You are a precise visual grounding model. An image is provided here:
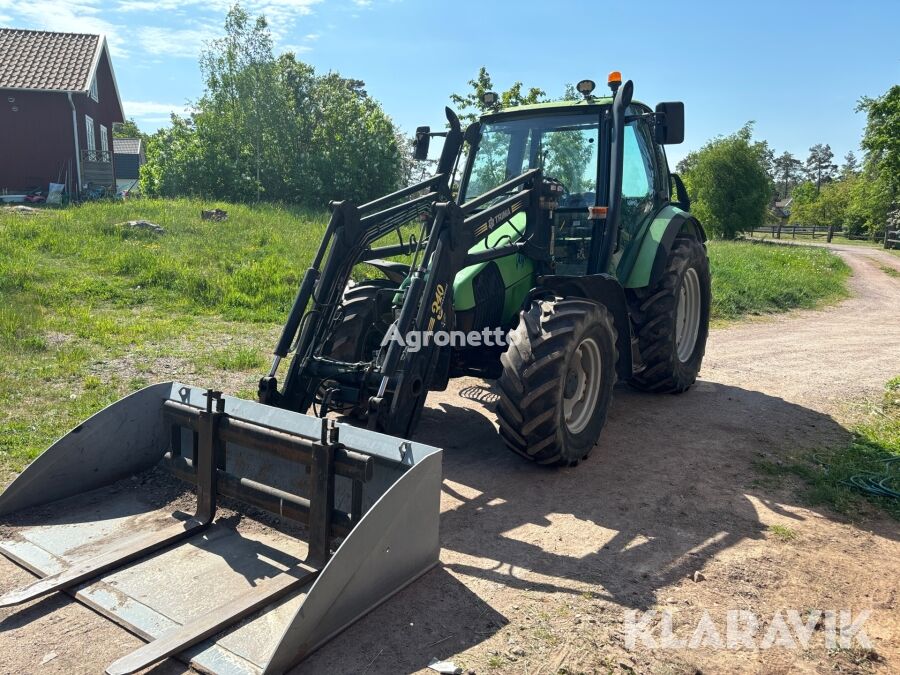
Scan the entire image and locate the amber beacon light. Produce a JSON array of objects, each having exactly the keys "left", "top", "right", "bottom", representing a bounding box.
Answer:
[{"left": 607, "top": 70, "right": 622, "bottom": 94}]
